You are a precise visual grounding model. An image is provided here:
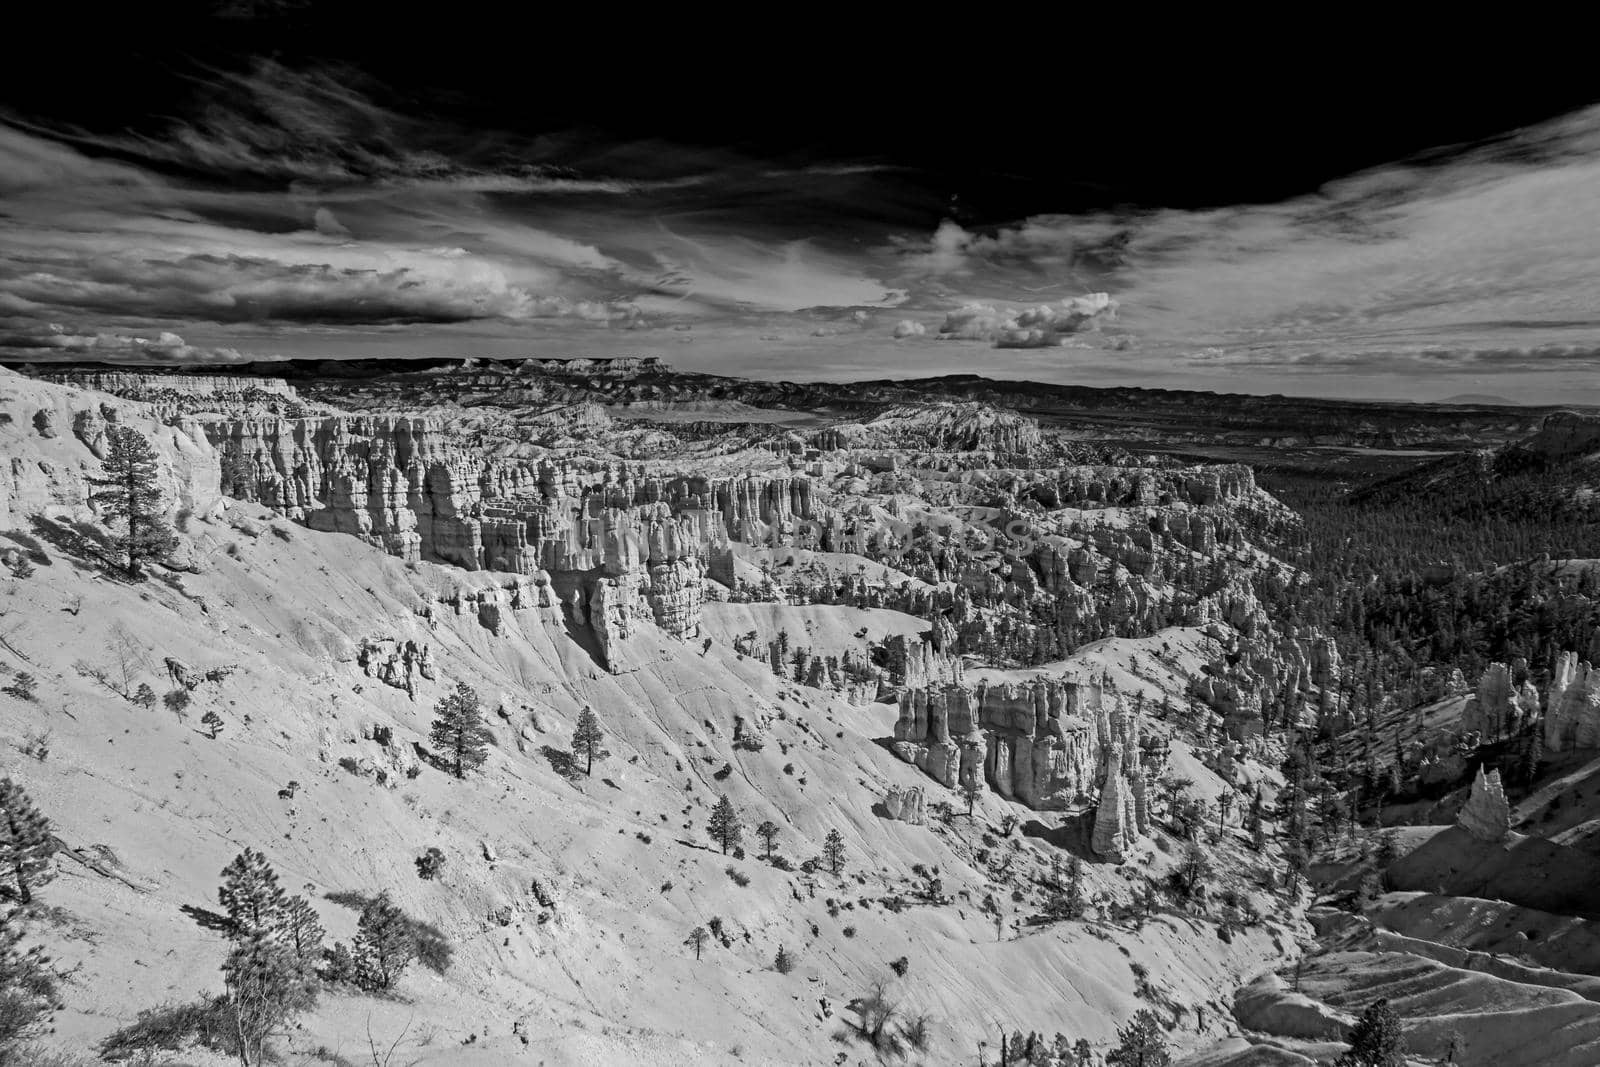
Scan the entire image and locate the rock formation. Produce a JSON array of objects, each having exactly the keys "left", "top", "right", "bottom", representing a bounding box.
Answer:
[
  {"left": 356, "top": 637, "right": 436, "bottom": 699},
  {"left": 882, "top": 785, "right": 928, "bottom": 825},
  {"left": 1545, "top": 653, "right": 1600, "bottom": 752},
  {"left": 1092, "top": 742, "right": 1136, "bottom": 861},
  {"left": 1462, "top": 663, "right": 1529, "bottom": 741},
  {"left": 893, "top": 675, "right": 1154, "bottom": 821},
  {"left": 1457, "top": 764, "right": 1510, "bottom": 841}
]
